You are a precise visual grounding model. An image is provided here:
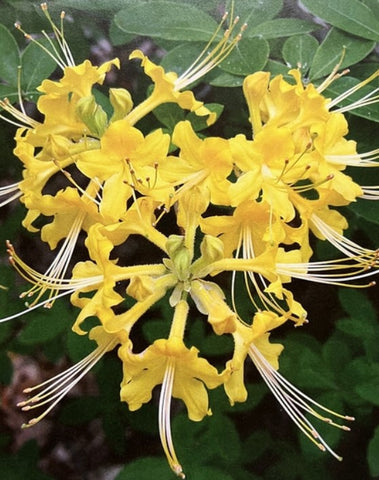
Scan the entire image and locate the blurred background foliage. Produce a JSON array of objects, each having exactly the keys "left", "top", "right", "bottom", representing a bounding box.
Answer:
[{"left": 0, "top": 0, "right": 378, "bottom": 479}]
